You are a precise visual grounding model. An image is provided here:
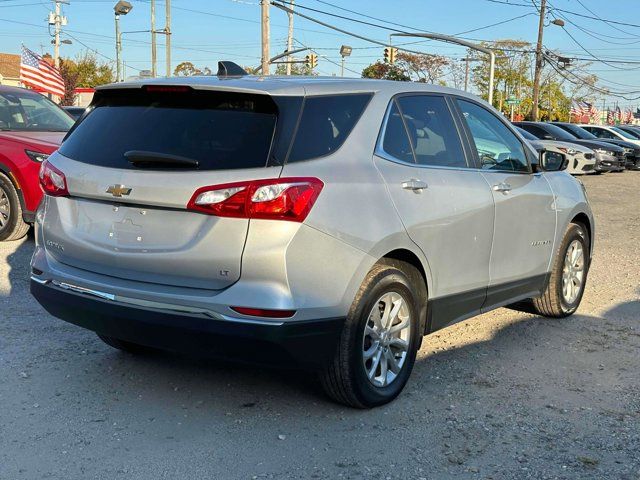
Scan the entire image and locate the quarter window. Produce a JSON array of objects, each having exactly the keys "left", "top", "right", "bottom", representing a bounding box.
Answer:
[{"left": 458, "top": 100, "right": 529, "bottom": 172}]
